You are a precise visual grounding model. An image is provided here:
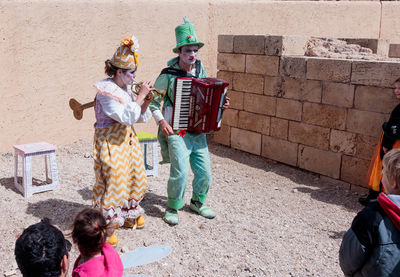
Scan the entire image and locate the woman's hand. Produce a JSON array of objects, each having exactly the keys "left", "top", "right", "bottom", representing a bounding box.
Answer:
[
  {"left": 160, "top": 119, "right": 174, "bottom": 136},
  {"left": 138, "top": 80, "right": 152, "bottom": 98},
  {"left": 135, "top": 80, "right": 152, "bottom": 105}
]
